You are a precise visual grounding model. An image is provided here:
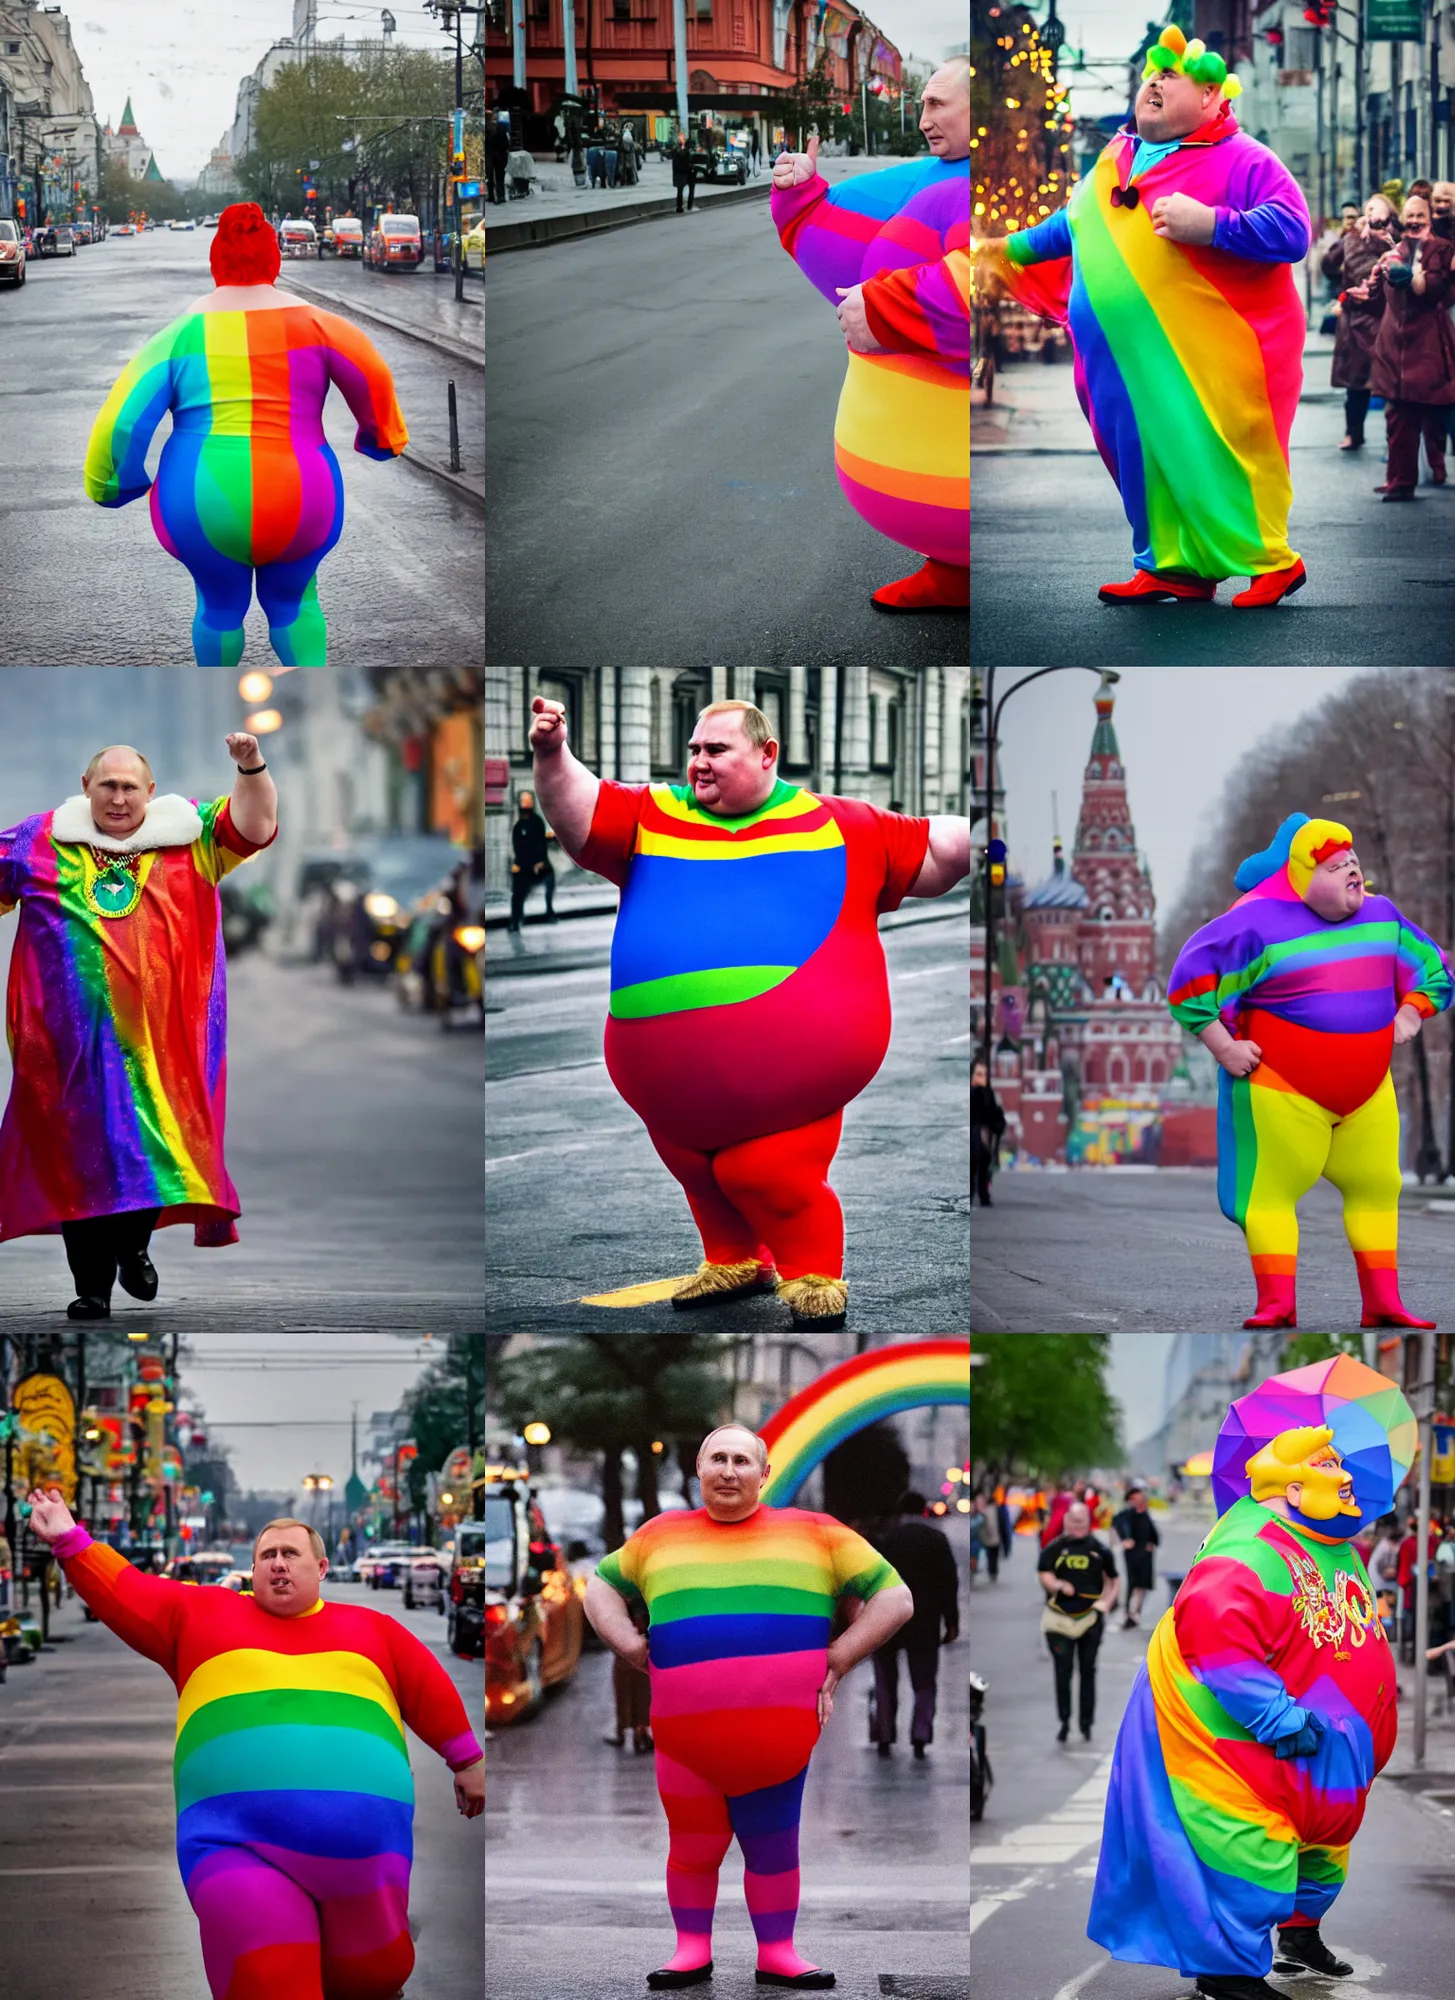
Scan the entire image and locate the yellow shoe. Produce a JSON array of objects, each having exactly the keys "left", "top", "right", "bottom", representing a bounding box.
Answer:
[
  {"left": 671, "top": 1259, "right": 776, "bottom": 1311},
  {"left": 776, "top": 1274, "right": 848, "bottom": 1329}
]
